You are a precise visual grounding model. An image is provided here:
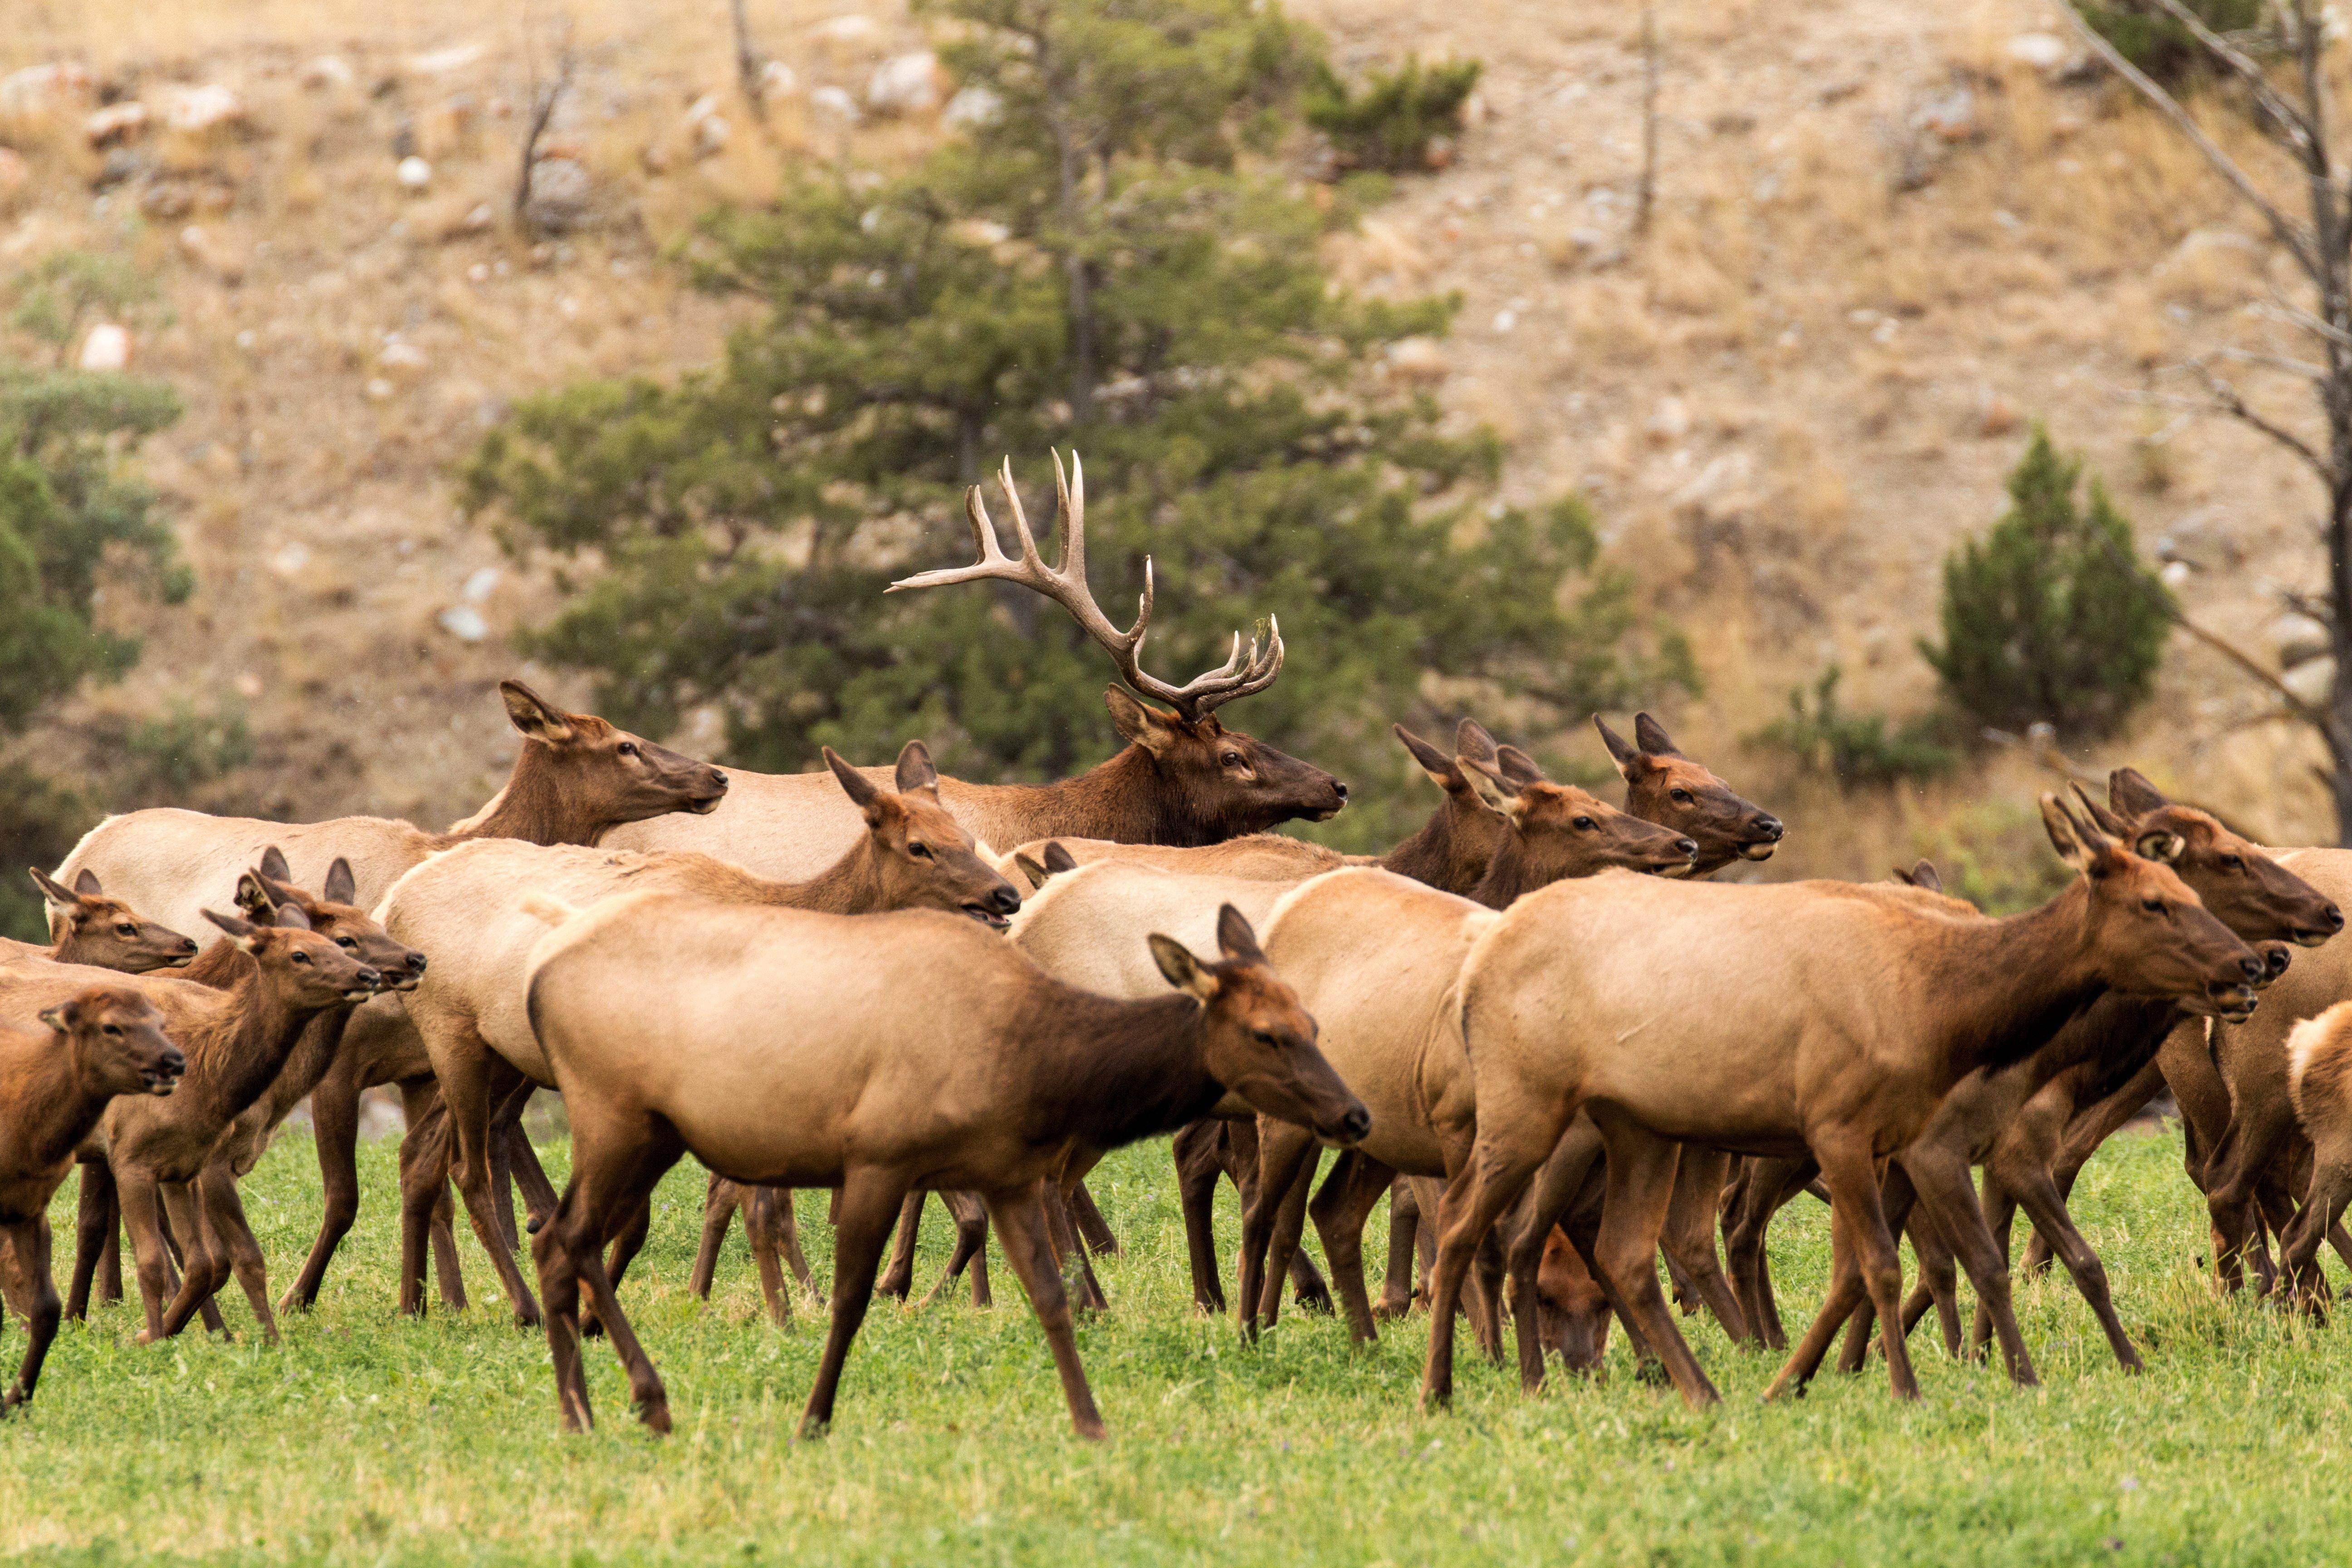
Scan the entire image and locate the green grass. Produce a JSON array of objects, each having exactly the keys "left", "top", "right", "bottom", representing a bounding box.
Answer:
[{"left": 5, "top": 1125, "right": 2352, "bottom": 1565}]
